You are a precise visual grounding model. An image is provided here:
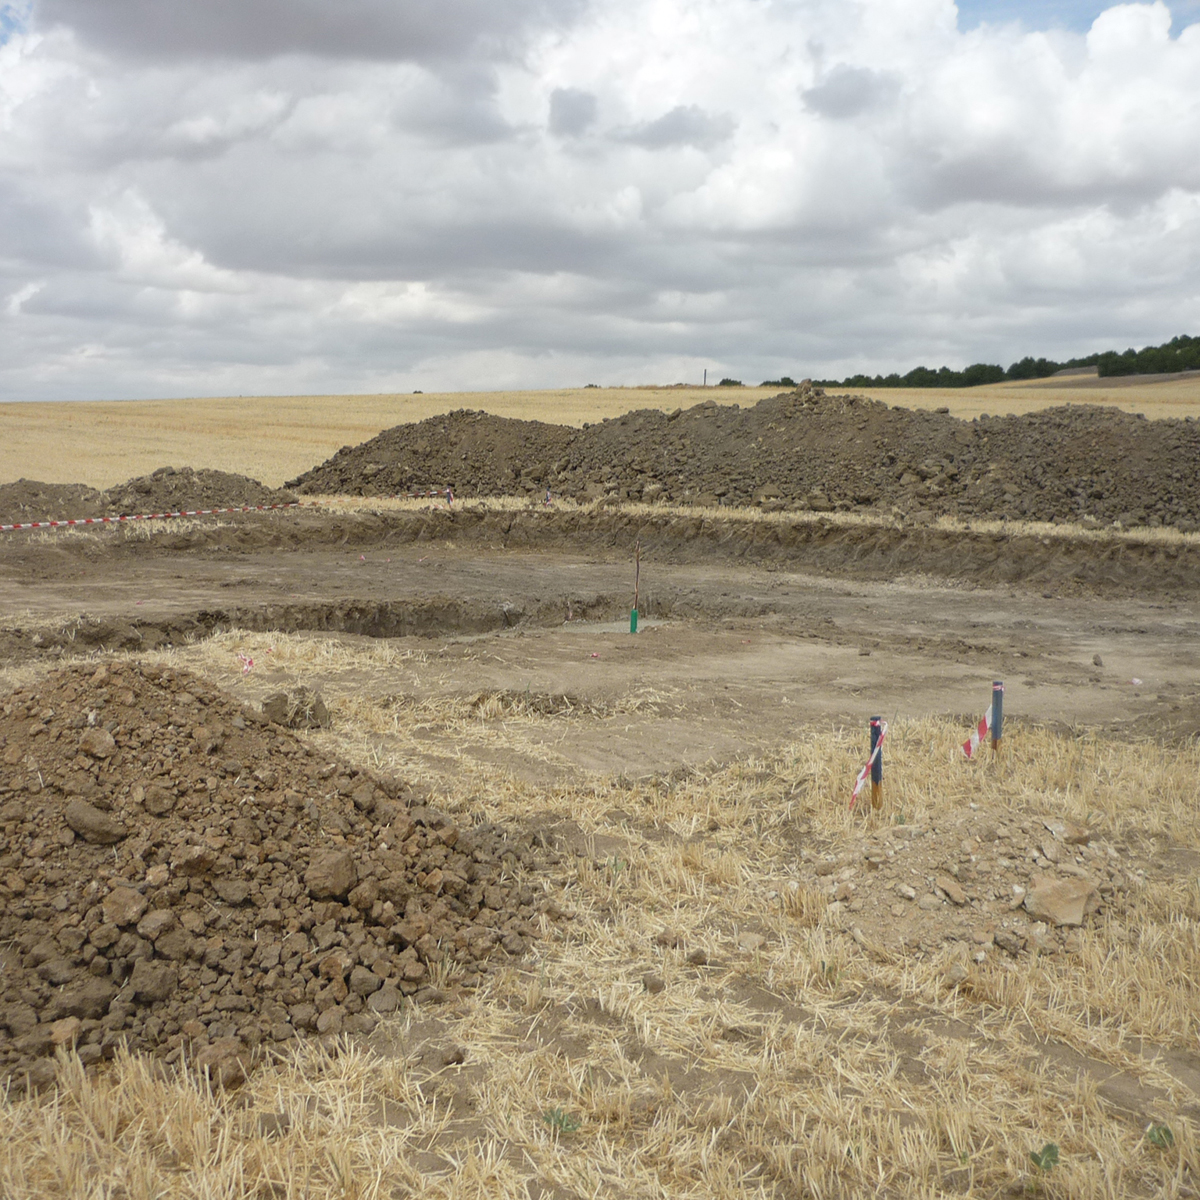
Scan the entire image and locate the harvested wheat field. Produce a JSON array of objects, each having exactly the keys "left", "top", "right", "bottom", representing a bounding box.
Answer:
[
  {"left": 1, "top": 387, "right": 1199, "bottom": 1198},
  {"left": 2, "top": 374, "right": 1198, "bottom": 491}
]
